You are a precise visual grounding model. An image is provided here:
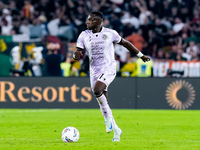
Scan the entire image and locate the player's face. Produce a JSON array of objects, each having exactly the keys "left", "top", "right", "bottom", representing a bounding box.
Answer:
[{"left": 86, "top": 15, "right": 101, "bottom": 30}]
